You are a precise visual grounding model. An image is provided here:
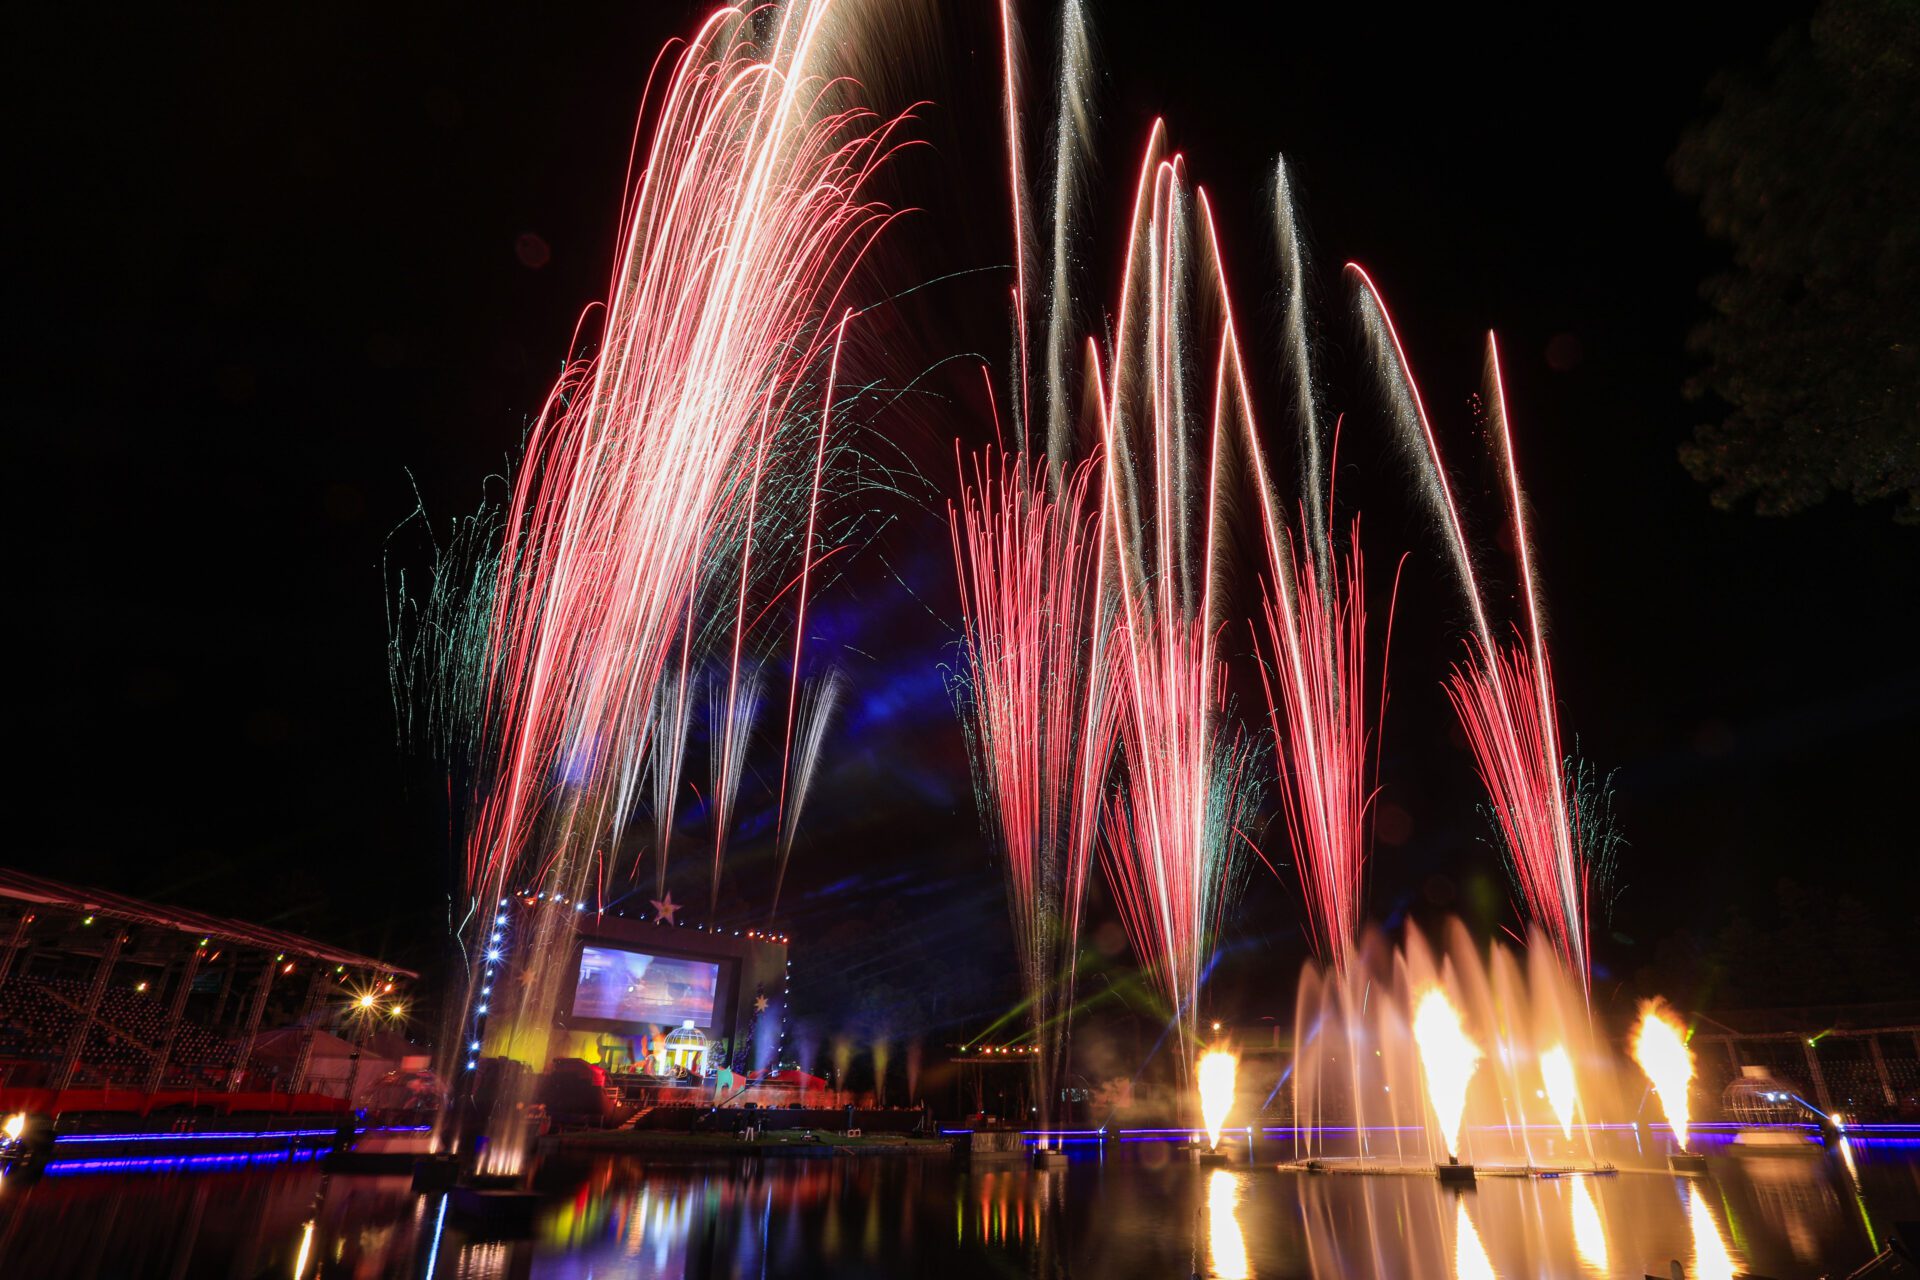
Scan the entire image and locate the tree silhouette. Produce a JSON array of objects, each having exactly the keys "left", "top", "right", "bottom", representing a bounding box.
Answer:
[{"left": 1673, "top": 0, "right": 1919, "bottom": 523}]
